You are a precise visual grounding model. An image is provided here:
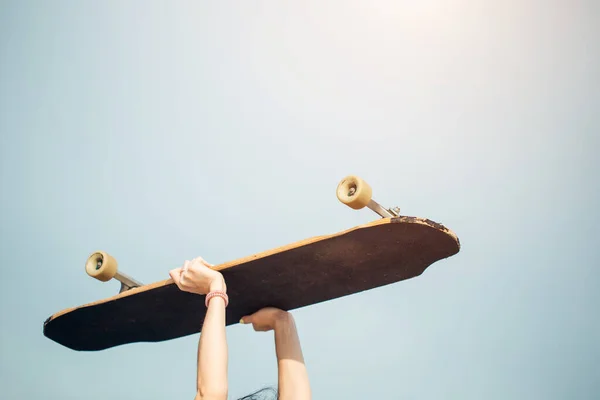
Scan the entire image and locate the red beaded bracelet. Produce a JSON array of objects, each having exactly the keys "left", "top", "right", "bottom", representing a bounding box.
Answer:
[{"left": 205, "top": 290, "right": 229, "bottom": 308}]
